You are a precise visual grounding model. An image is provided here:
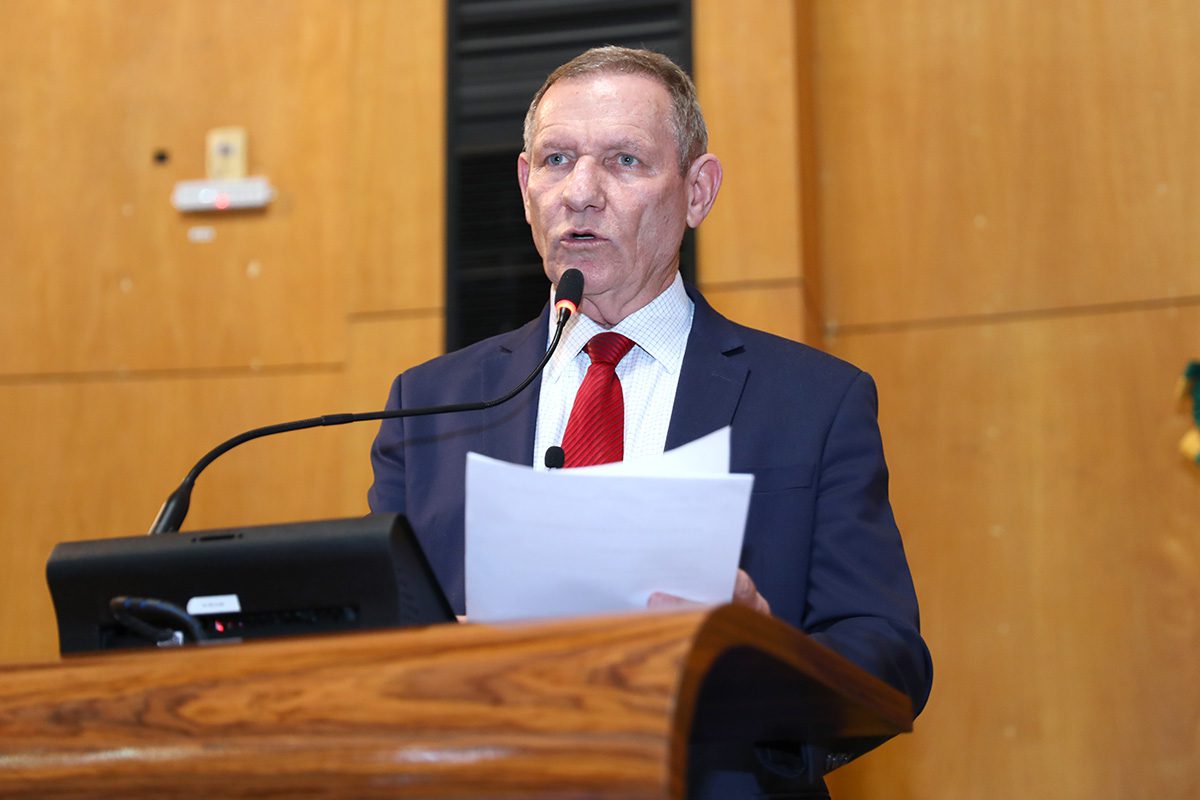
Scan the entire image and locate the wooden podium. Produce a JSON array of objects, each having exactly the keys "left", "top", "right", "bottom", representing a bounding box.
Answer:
[{"left": 0, "top": 604, "right": 910, "bottom": 798}]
